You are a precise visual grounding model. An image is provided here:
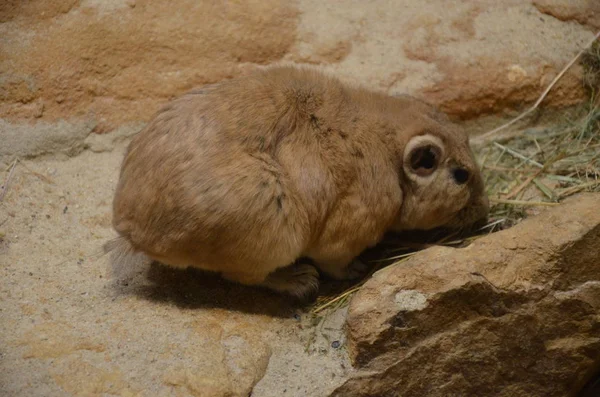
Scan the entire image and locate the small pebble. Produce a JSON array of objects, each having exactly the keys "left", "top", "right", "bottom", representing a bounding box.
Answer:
[{"left": 331, "top": 340, "right": 341, "bottom": 349}]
